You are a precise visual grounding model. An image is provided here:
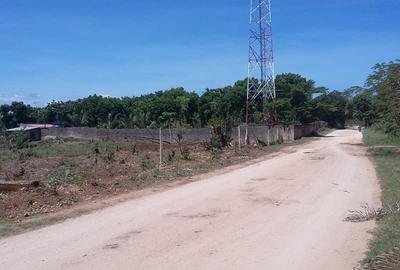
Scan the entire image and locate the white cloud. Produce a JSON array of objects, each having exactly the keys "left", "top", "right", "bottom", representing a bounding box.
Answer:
[
  {"left": 98, "top": 93, "right": 115, "bottom": 98},
  {"left": 0, "top": 93, "right": 46, "bottom": 107},
  {"left": 0, "top": 94, "right": 24, "bottom": 103}
]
